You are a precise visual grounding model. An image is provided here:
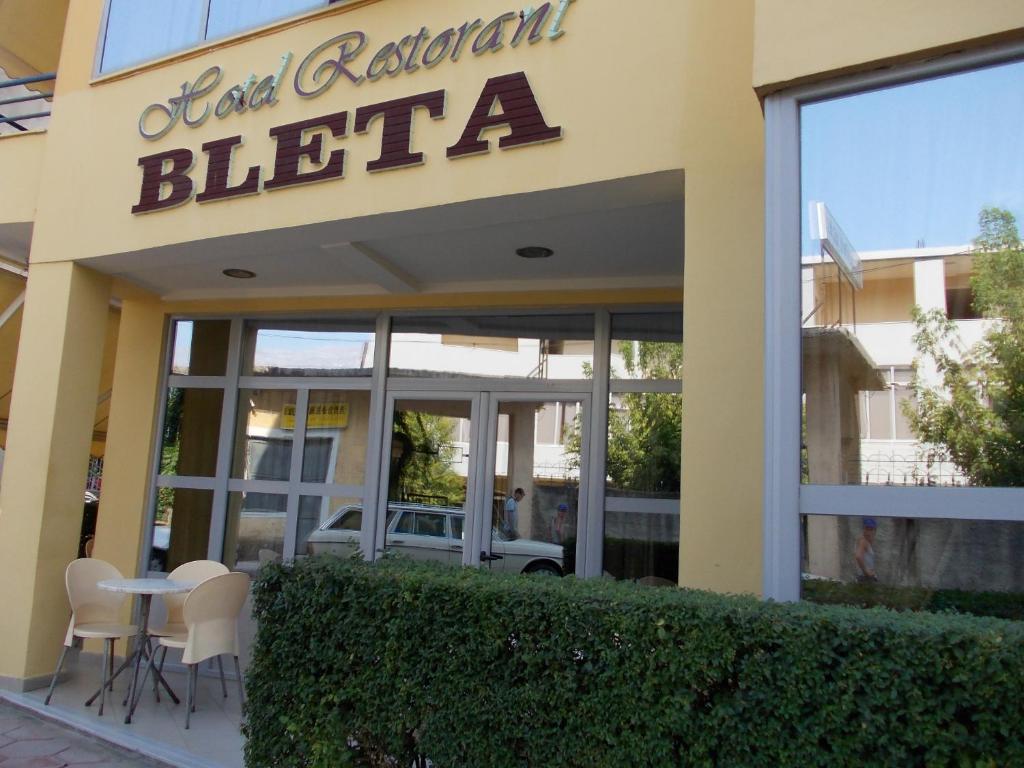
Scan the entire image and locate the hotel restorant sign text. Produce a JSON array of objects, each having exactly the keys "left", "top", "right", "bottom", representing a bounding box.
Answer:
[{"left": 132, "top": 2, "right": 573, "bottom": 214}]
